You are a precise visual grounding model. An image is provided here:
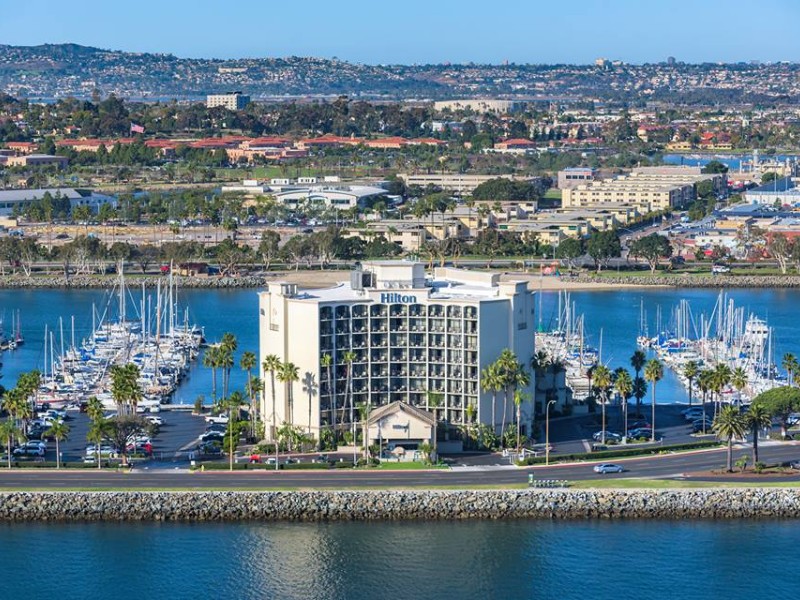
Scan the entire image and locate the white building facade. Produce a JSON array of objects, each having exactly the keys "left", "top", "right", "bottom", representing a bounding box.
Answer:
[{"left": 258, "top": 261, "right": 536, "bottom": 442}]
